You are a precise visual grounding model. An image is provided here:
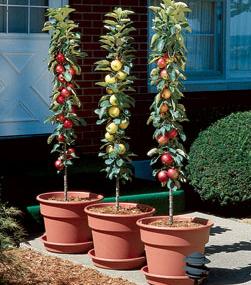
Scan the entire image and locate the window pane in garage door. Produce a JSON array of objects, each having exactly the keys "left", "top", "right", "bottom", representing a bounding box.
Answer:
[
  {"left": 0, "top": 7, "right": 6, "bottom": 32},
  {"left": 8, "top": 7, "right": 28, "bottom": 33}
]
